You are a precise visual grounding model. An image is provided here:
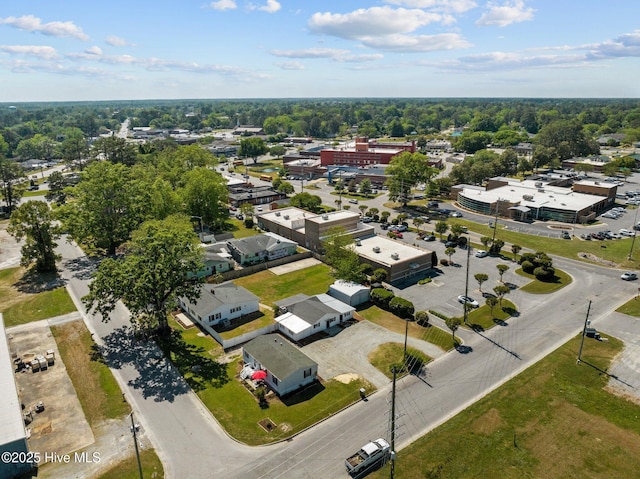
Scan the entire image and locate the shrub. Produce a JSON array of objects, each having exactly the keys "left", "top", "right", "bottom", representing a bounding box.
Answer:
[
  {"left": 371, "top": 288, "right": 395, "bottom": 309},
  {"left": 359, "top": 263, "right": 373, "bottom": 276},
  {"left": 418, "top": 277, "right": 432, "bottom": 285},
  {"left": 389, "top": 296, "right": 415, "bottom": 319},
  {"left": 521, "top": 260, "right": 535, "bottom": 274},
  {"left": 415, "top": 310, "right": 429, "bottom": 326},
  {"left": 244, "top": 218, "right": 254, "bottom": 228},
  {"left": 519, "top": 252, "right": 536, "bottom": 265},
  {"left": 440, "top": 258, "right": 449, "bottom": 266},
  {"left": 371, "top": 268, "right": 388, "bottom": 283},
  {"left": 534, "top": 266, "right": 556, "bottom": 282}
]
